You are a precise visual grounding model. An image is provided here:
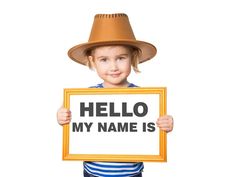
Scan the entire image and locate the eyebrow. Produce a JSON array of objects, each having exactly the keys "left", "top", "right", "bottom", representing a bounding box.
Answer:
[
  {"left": 96, "top": 53, "right": 129, "bottom": 59},
  {"left": 117, "top": 54, "right": 129, "bottom": 57}
]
